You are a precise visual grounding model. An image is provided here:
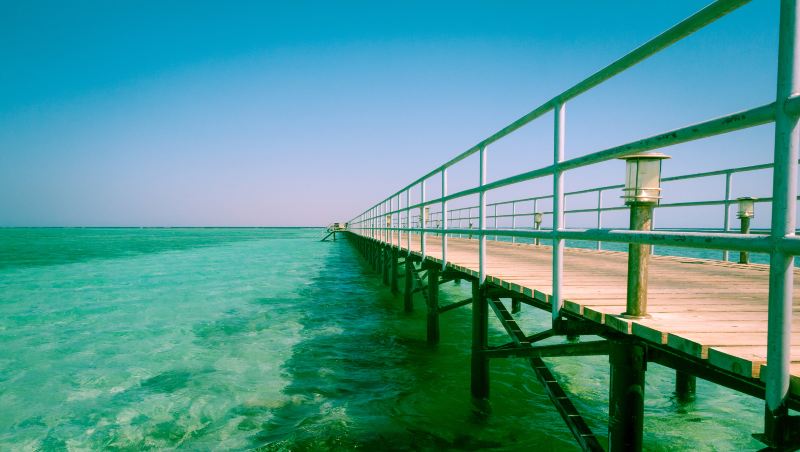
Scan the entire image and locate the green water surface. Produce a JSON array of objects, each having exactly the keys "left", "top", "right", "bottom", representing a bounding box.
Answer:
[{"left": 0, "top": 228, "right": 767, "bottom": 450}]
